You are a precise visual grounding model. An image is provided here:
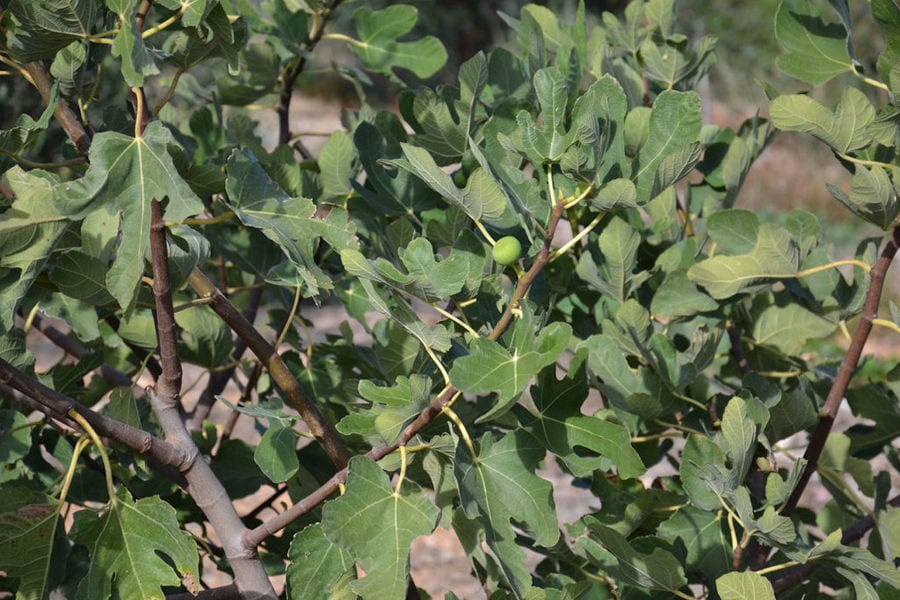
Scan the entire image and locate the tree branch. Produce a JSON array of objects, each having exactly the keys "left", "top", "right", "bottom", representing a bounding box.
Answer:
[
  {"left": 781, "top": 225, "right": 900, "bottom": 515},
  {"left": 0, "top": 358, "right": 189, "bottom": 467},
  {"left": 23, "top": 61, "right": 92, "bottom": 156},
  {"left": 772, "top": 494, "right": 900, "bottom": 592},
  {"left": 31, "top": 313, "right": 135, "bottom": 388},
  {"left": 245, "top": 199, "right": 569, "bottom": 547},
  {"left": 188, "top": 267, "right": 352, "bottom": 468},
  {"left": 149, "top": 200, "right": 277, "bottom": 599},
  {"left": 277, "top": 0, "right": 345, "bottom": 145}
]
